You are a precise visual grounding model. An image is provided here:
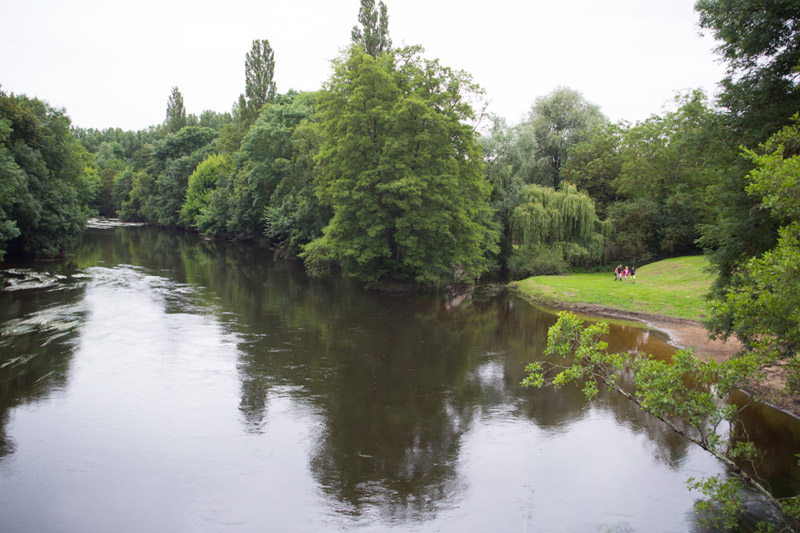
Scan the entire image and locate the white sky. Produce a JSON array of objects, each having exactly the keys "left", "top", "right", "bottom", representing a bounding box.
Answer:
[{"left": 1, "top": 0, "right": 727, "bottom": 131}]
